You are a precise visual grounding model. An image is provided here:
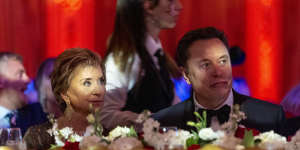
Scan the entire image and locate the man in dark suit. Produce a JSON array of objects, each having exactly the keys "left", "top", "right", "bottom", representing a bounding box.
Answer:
[
  {"left": 0, "top": 52, "right": 30, "bottom": 128},
  {"left": 0, "top": 52, "right": 47, "bottom": 135},
  {"left": 152, "top": 27, "right": 291, "bottom": 136}
]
